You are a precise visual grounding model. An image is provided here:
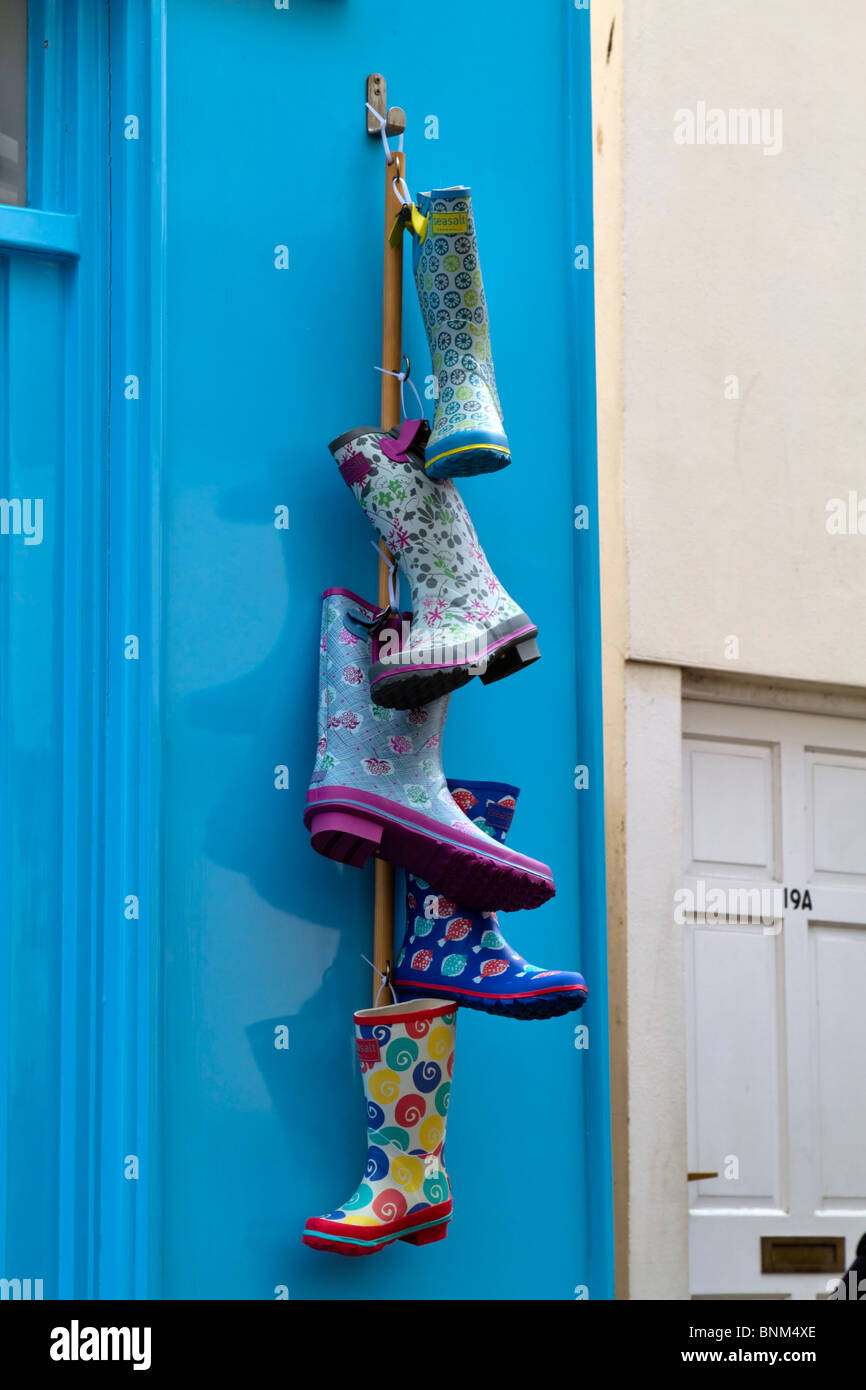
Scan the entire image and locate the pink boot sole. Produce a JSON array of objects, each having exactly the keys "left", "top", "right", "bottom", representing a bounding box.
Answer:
[{"left": 305, "top": 789, "right": 555, "bottom": 912}]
